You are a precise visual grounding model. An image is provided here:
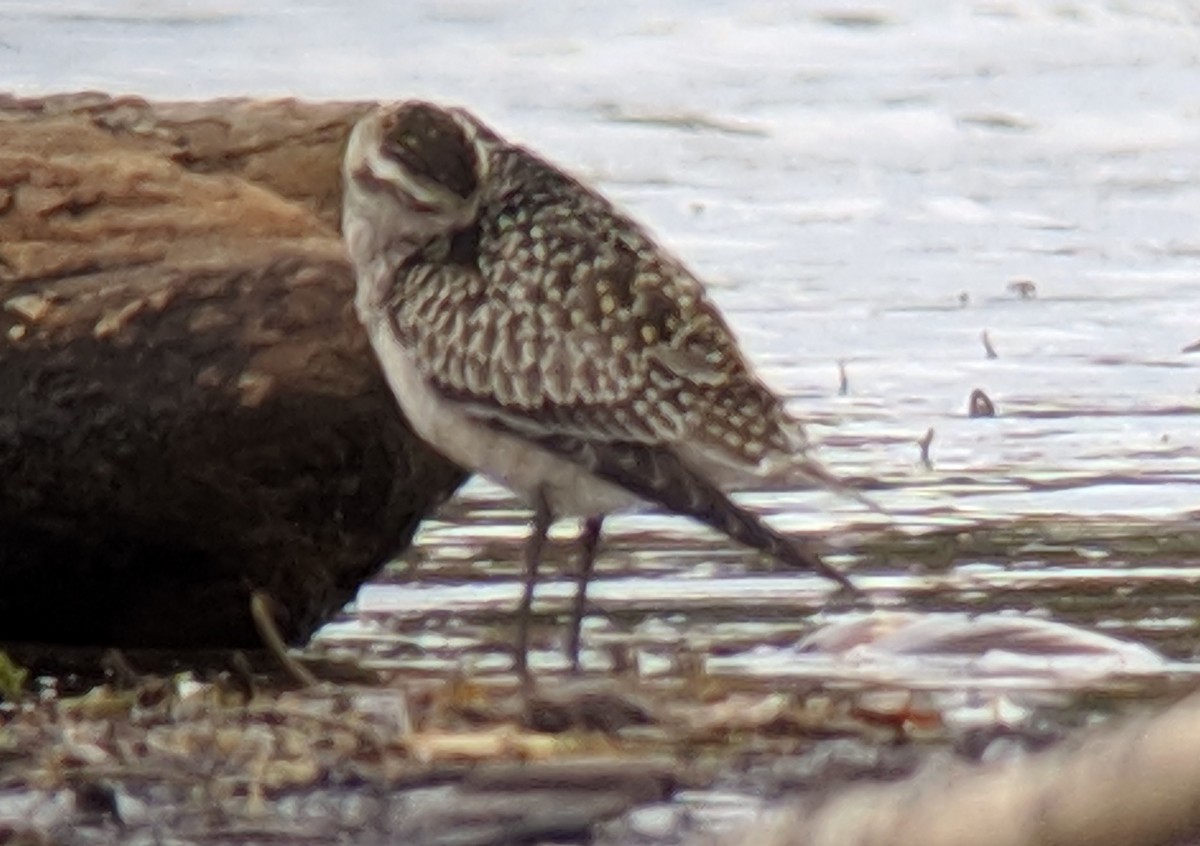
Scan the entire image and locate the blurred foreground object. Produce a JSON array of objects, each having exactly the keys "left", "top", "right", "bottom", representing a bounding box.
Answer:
[
  {"left": 726, "top": 678, "right": 1200, "bottom": 846},
  {"left": 0, "top": 93, "right": 462, "bottom": 651}
]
